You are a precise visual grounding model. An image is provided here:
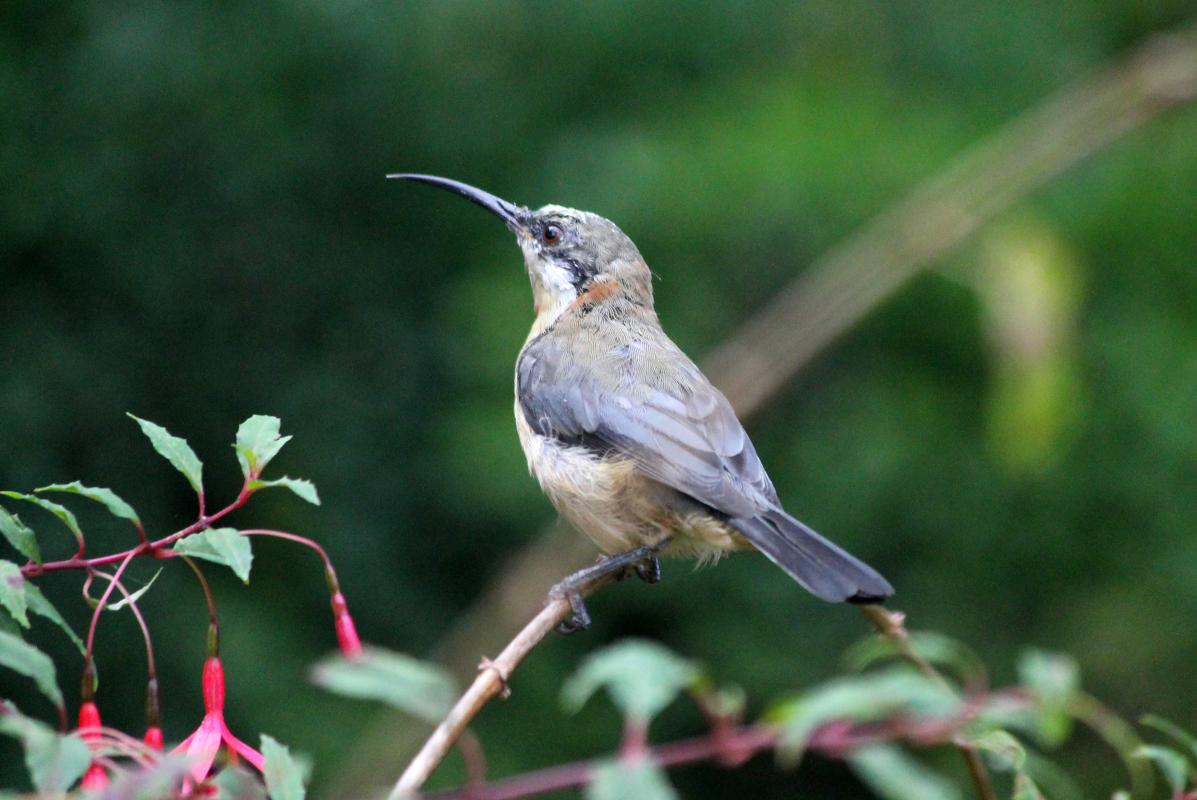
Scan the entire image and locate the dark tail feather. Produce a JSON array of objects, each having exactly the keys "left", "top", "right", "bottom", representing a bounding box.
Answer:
[{"left": 728, "top": 508, "right": 893, "bottom": 603}]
